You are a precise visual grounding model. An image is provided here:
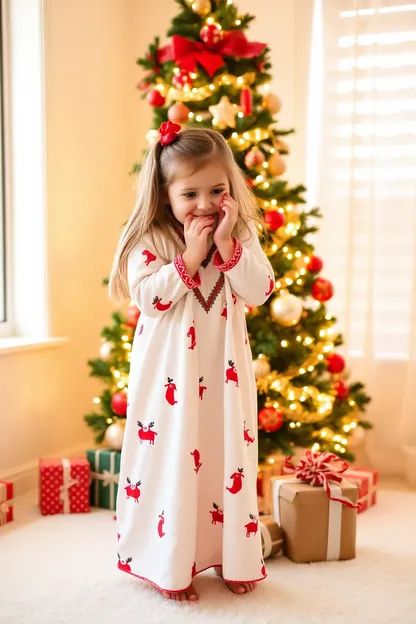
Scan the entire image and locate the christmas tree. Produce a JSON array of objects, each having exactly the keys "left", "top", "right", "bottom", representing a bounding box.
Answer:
[{"left": 85, "top": 0, "right": 371, "bottom": 462}]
